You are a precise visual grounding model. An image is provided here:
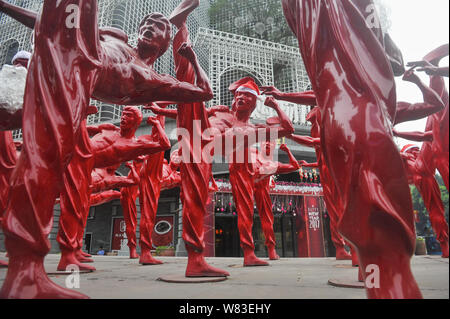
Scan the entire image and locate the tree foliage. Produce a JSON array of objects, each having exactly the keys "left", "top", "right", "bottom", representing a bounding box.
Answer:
[
  {"left": 411, "top": 175, "right": 449, "bottom": 236},
  {"left": 208, "top": 0, "right": 296, "bottom": 46}
]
